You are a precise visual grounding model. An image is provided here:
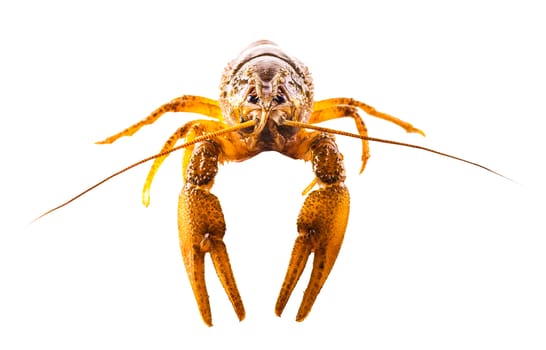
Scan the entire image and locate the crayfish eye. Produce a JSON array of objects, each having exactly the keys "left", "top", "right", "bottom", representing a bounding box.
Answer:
[
  {"left": 273, "top": 94, "right": 286, "bottom": 104},
  {"left": 246, "top": 94, "right": 259, "bottom": 104}
]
